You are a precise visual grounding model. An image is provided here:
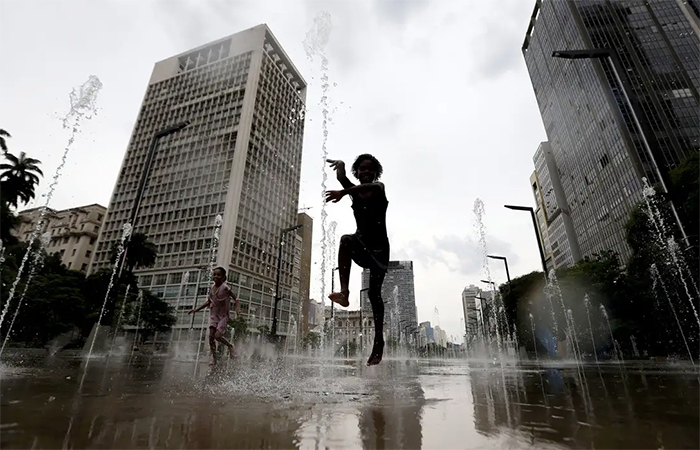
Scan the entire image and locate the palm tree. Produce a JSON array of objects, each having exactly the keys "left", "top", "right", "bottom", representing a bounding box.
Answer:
[
  {"left": 110, "top": 232, "right": 158, "bottom": 272},
  {"left": 0, "top": 129, "right": 10, "bottom": 153},
  {"left": 0, "top": 151, "right": 43, "bottom": 208}
]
